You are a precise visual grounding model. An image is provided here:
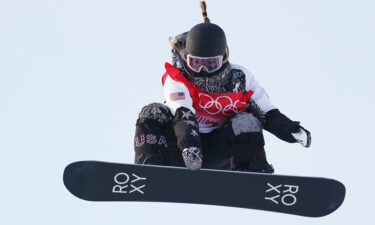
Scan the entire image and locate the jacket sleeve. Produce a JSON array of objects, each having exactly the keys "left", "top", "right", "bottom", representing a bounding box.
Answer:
[
  {"left": 163, "top": 74, "right": 201, "bottom": 150},
  {"left": 238, "top": 65, "right": 298, "bottom": 143},
  {"left": 233, "top": 64, "right": 276, "bottom": 118}
]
